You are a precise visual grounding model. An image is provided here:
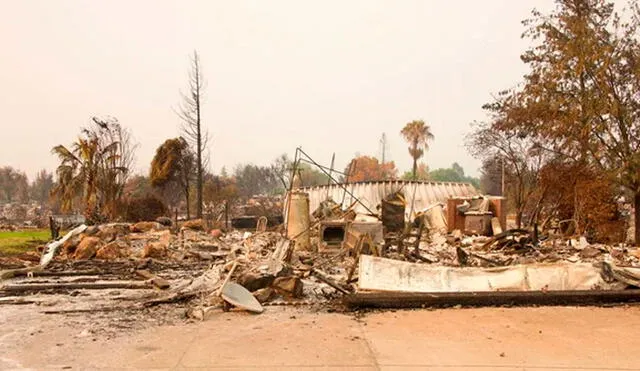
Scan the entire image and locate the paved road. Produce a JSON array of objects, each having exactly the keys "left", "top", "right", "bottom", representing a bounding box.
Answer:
[{"left": 3, "top": 305, "right": 640, "bottom": 370}]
